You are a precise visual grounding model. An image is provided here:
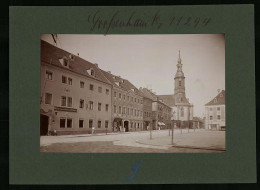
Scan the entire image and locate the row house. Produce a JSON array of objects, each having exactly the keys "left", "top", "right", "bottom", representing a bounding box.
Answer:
[
  {"left": 40, "top": 40, "right": 112, "bottom": 135},
  {"left": 101, "top": 71, "right": 144, "bottom": 132},
  {"left": 139, "top": 88, "right": 172, "bottom": 130},
  {"left": 205, "top": 90, "right": 226, "bottom": 130}
]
